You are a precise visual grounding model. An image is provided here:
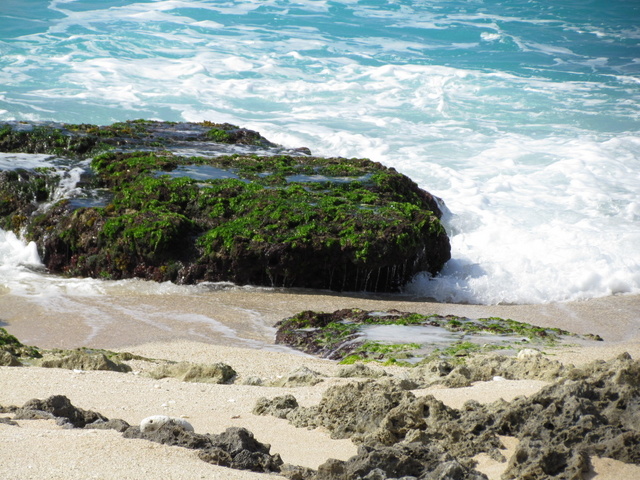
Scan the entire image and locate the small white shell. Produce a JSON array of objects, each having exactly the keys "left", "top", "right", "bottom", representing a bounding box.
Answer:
[{"left": 140, "top": 415, "right": 194, "bottom": 433}]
